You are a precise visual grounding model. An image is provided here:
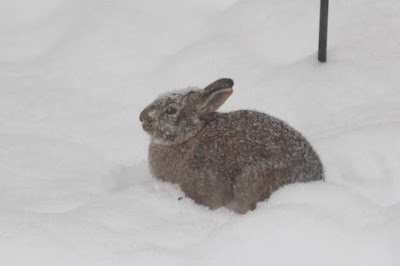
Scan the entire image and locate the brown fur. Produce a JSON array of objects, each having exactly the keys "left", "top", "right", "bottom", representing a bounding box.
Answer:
[{"left": 140, "top": 79, "right": 324, "bottom": 214}]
